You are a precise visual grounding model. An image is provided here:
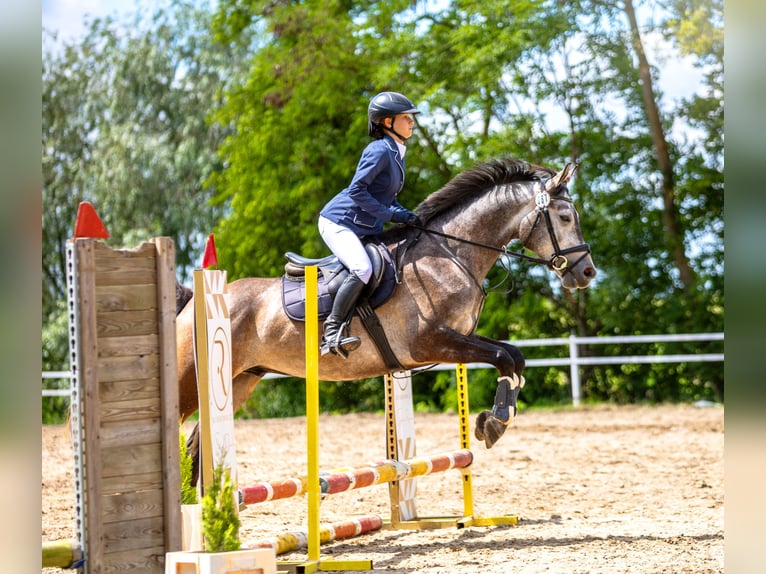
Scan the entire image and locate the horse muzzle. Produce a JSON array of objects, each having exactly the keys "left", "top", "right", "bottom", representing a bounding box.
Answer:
[{"left": 552, "top": 245, "right": 597, "bottom": 289}]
